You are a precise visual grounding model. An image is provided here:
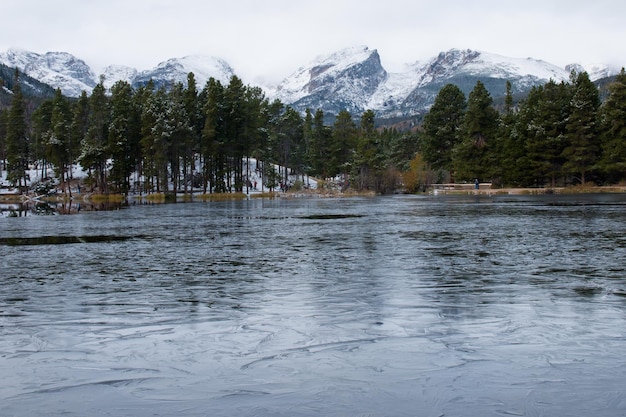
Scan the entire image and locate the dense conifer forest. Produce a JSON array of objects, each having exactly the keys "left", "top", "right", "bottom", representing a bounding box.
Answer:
[{"left": 1, "top": 67, "right": 626, "bottom": 195}]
